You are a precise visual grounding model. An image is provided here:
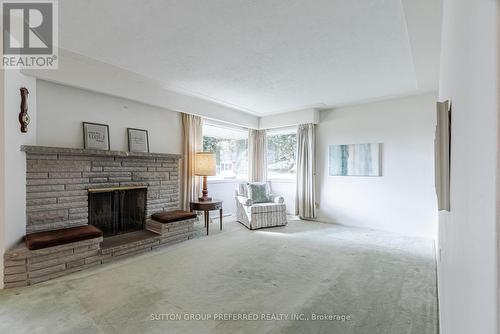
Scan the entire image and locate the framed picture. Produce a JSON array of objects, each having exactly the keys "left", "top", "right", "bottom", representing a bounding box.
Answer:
[
  {"left": 83, "top": 122, "right": 110, "bottom": 150},
  {"left": 127, "top": 128, "right": 149, "bottom": 153},
  {"left": 329, "top": 143, "right": 382, "bottom": 176}
]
